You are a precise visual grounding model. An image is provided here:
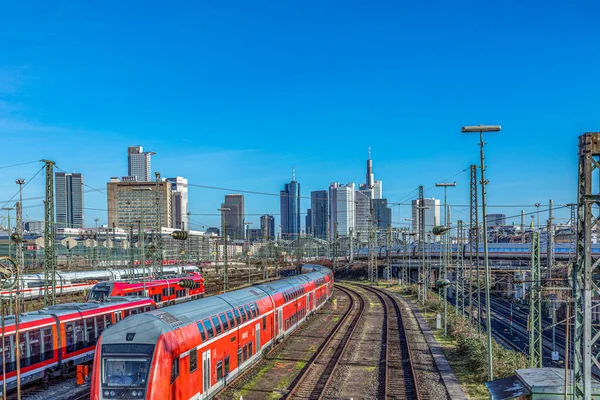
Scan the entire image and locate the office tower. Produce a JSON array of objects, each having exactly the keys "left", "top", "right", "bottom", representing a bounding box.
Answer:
[
  {"left": 329, "top": 183, "right": 356, "bottom": 237},
  {"left": 355, "top": 190, "right": 371, "bottom": 234},
  {"left": 306, "top": 209, "right": 312, "bottom": 236},
  {"left": 359, "top": 147, "right": 383, "bottom": 200},
  {"left": 411, "top": 198, "right": 441, "bottom": 241},
  {"left": 373, "top": 199, "right": 392, "bottom": 229},
  {"left": 127, "top": 146, "right": 155, "bottom": 182},
  {"left": 280, "top": 170, "right": 301, "bottom": 241},
  {"left": 206, "top": 227, "right": 220, "bottom": 236},
  {"left": 311, "top": 190, "right": 328, "bottom": 240},
  {"left": 55, "top": 172, "right": 84, "bottom": 228},
  {"left": 486, "top": 214, "right": 506, "bottom": 227},
  {"left": 247, "top": 228, "right": 264, "bottom": 242},
  {"left": 260, "top": 215, "right": 275, "bottom": 240},
  {"left": 107, "top": 178, "right": 172, "bottom": 229},
  {"left": 222, "top": 194, "right": 245, "bottom": 240},
  {"left": 166, "top": 177, "right": 189, "bottom": 230}
]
